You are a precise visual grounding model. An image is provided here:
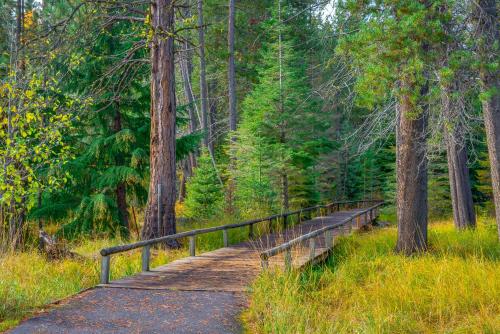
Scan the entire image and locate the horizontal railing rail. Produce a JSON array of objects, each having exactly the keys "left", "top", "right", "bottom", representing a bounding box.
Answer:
[
  {"left": 99, "top": 199, "right": 382, "bottom": 284},
  {"left": 259, "top": 201, "right": 384, "bottom": 269}
]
